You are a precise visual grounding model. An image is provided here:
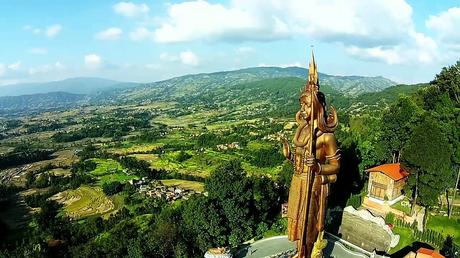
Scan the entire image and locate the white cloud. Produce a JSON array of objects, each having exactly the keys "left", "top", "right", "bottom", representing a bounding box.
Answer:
[
  {"left": 426, "top": 7, "right": 460, "bottom": 50},
  {"left": 258, "top": 62, "right": 302, "bottom": 68},
  {"left": 29, "top": 66, "right": 49, "bottom": 75},
  {"left": 46, "top": 24, "right": 62, "bottom": 37},
  {"left": 0, "top": 61, "right": 23, "bottom": 77},
  {"left": 152, "top": 0, "right": 440, "bottom": 65},
  {"left": 159, "top": 52, "right": 179, "bottom": 62},
  {"left": 113, "top": 2, "right": 149, "bottom": 18},
  {"left": 346, "top": 46, "right": 403, "bottom": 65},
  {"left": 0, "top": 64, "right": 5, "bottom": 77},
  {"left": 84, "top": 54, "right": 102, "bottom": 69},
  {"left": 179, "top": 51, "right": 199, "bottom": 66},
  {"left": 54, "top": 61, "right": 66, "bottom": 70},
  {"left": 153, "top": 0, "right": 290, "bottom": 43},
  {"left": 236, "top": 46, "right": 254, "bottom": 54},
  {"left": 96, "top": 27, "right": 123, "bottom": 40},
  {"left": 153, "top": 0, "right": 414, "bottom": 46},
  {"left": 24, "top": 24, "right": 62, "bottom": 37},
  {"left": 28, "top": 62, "right": 64, "bottom": 75},
  {"left": 346, "top": 31, "right": 439, "bottom": 65},
  {"left": 7, "top": 61, "right": 21, "bottom": 71},
  {"left": 28, "top": 48, "right": 48, "bottom": 55},
  {"left": 159, "top": 51, "right": 199, "bottom": 66},
  {"left": 130, "top": 27, "right": 153, "bottom": 41},
  {"left": 23, "top": 25, "right": 41, "bottom": 34},
  {"left": 283, "top": 0, "right": 413, "bottom": 47}
]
